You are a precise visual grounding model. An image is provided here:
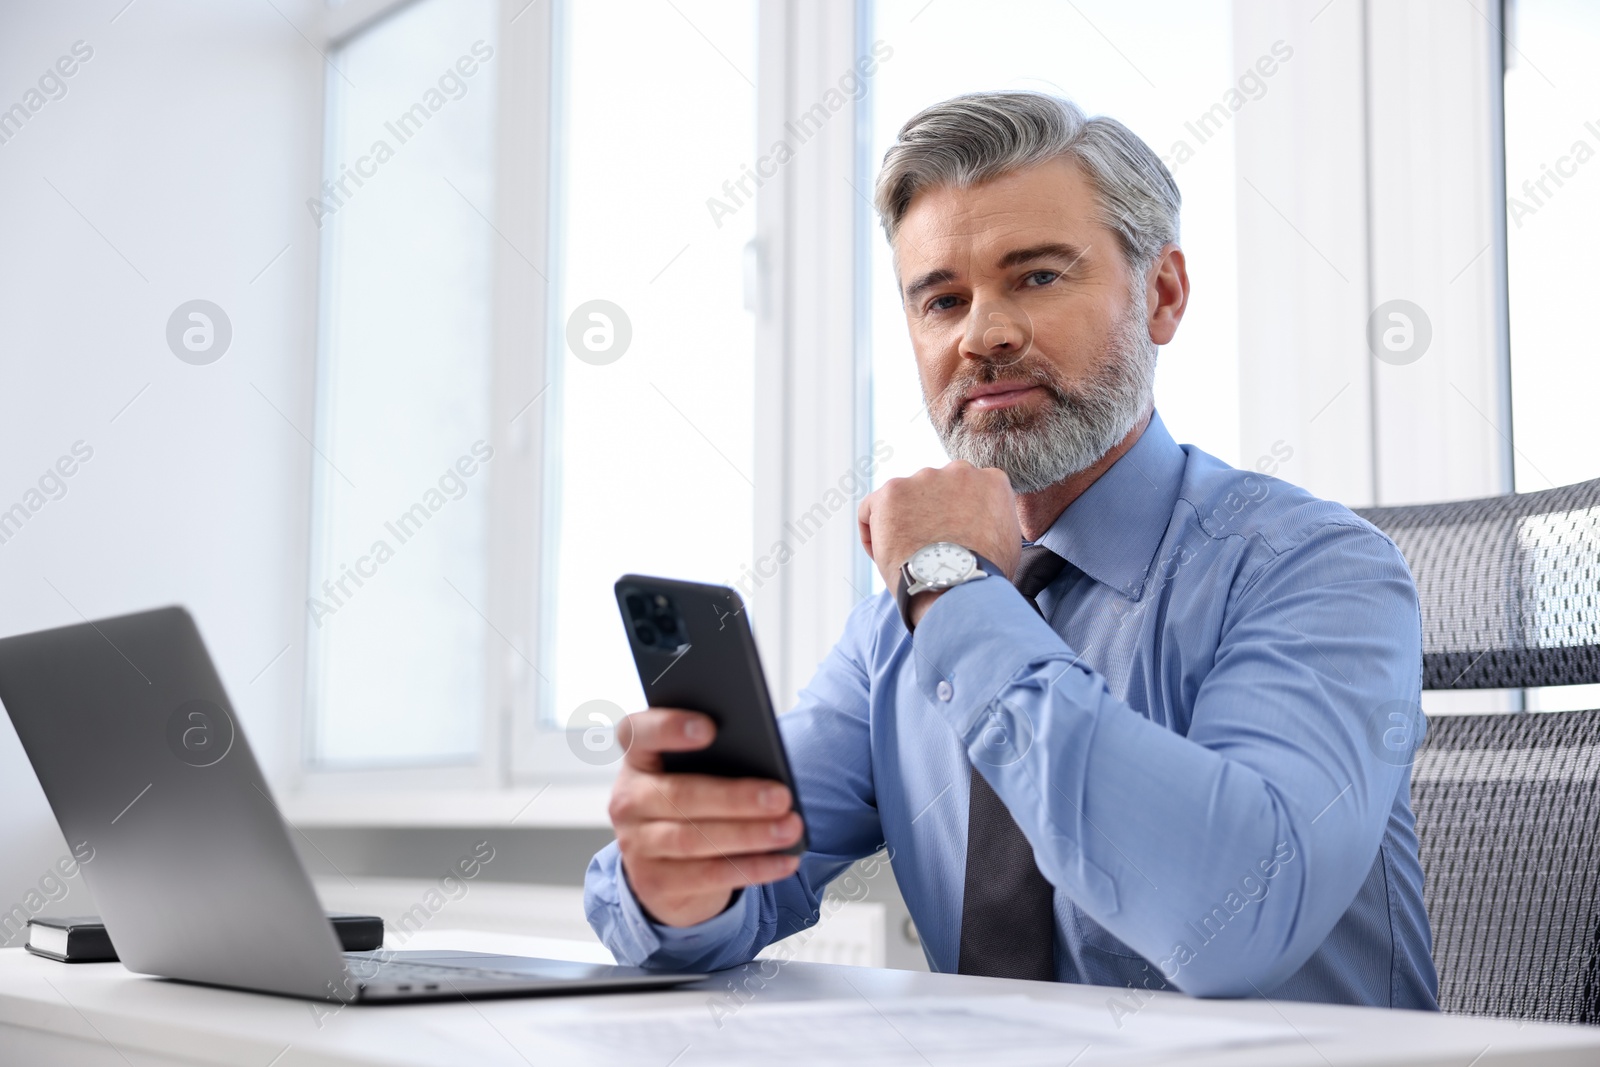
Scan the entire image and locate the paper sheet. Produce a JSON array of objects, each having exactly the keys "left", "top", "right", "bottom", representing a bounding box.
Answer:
[{"left": 537, "top": 994, "right": 1318, "bottom": 1066}]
